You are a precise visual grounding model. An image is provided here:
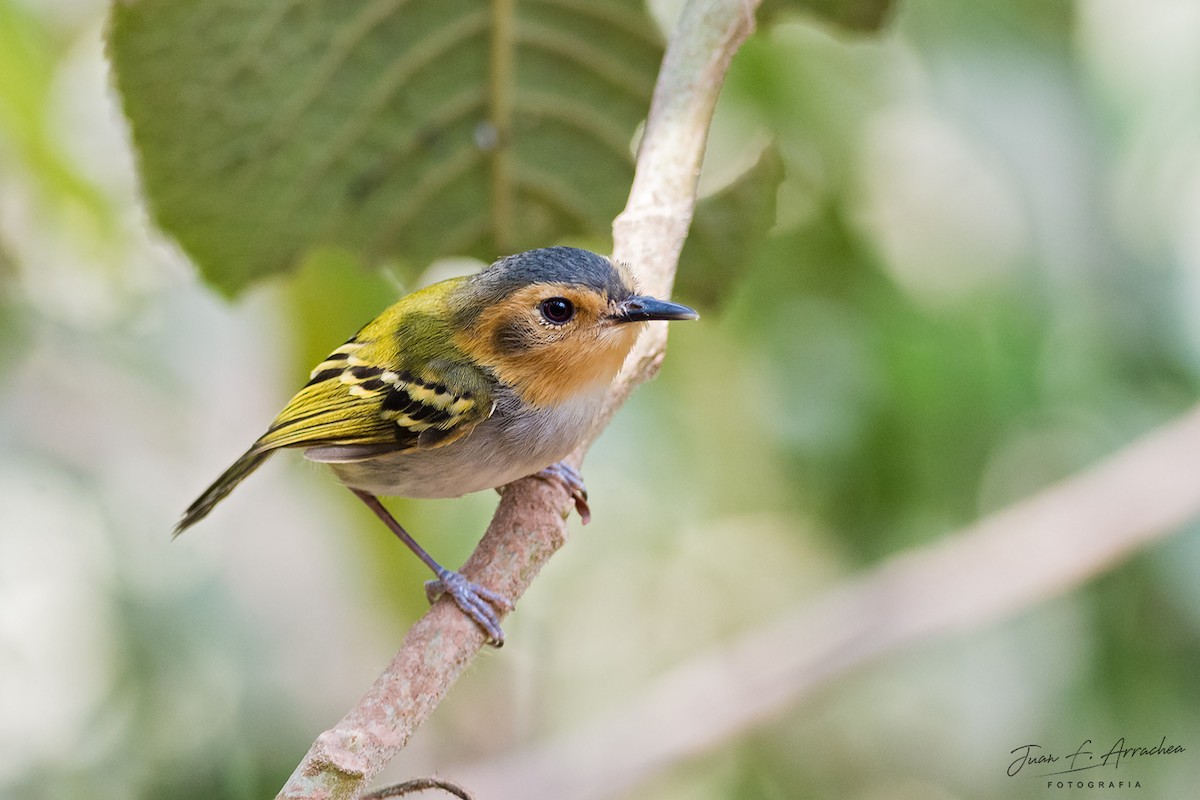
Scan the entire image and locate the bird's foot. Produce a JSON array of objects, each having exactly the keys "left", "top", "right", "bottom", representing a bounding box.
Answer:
[
  {"left": 535, "top": 461, "right": 591, "bottom": 524},
  {"left": 425, "top": 569, "right": 513, "bottom": 647}
]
